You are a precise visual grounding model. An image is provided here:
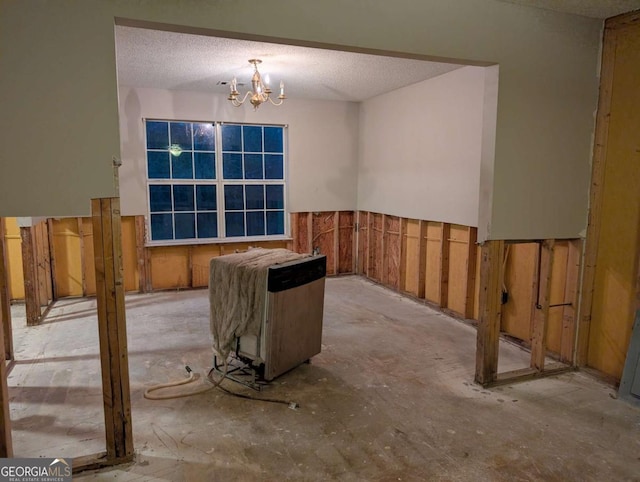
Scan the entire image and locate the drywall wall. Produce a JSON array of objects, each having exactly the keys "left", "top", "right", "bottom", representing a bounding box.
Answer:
[
  {"left": 0, "top": 0, "right": 601, "bottom": 241},
  {"left": 118, "top": 86, "right": 358, "bottom": 215},
  {"left": 358, "top": 66, "right": 485, "bottom": 227}
]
